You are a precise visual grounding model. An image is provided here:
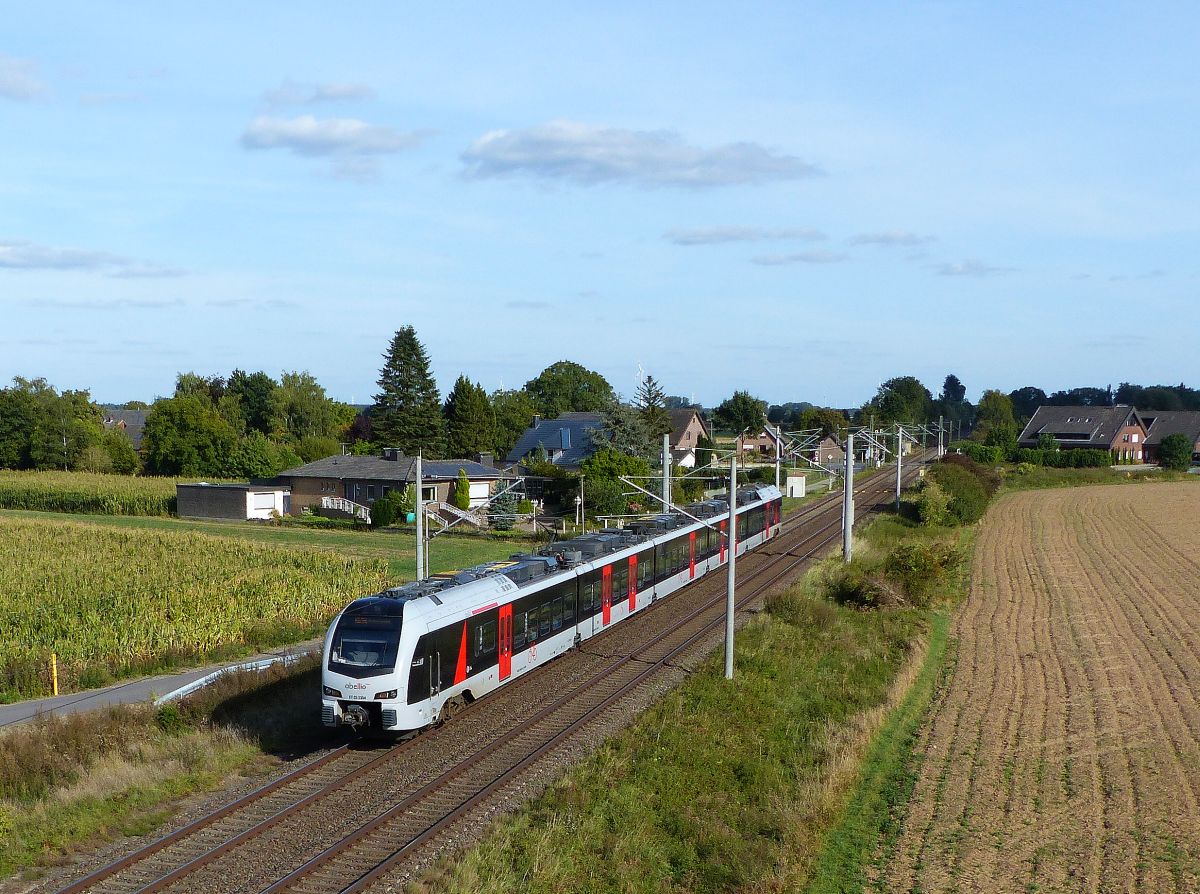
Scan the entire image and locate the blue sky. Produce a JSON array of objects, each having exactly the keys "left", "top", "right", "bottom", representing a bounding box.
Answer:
[{"left": 2, "top": 3, "right": 1195, "bottom": 407}]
